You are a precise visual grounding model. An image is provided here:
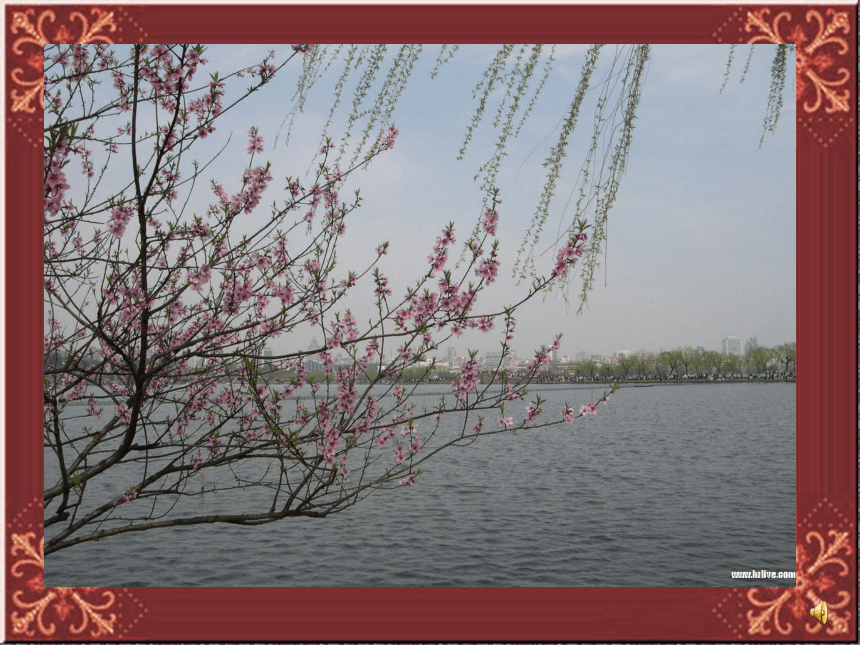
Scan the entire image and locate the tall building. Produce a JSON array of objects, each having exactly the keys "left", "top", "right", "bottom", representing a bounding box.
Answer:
[
  {"left": 744, "top": 336, "right": 758, "bottom": 354},
  {"left": 485, "top": 350, "right": 516, "bottom": 368},
  {"left": 551, "top": 347, "right": 559, "bottom": 363},
  {"left": 696, "top": 345, "right": 705, "bottom": 355},
  {"left": 722, "top": 335, "right": 742, "bottom": 356},
  {"left": 447, "top": 347, "right": 456, "bottom": 368}
]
